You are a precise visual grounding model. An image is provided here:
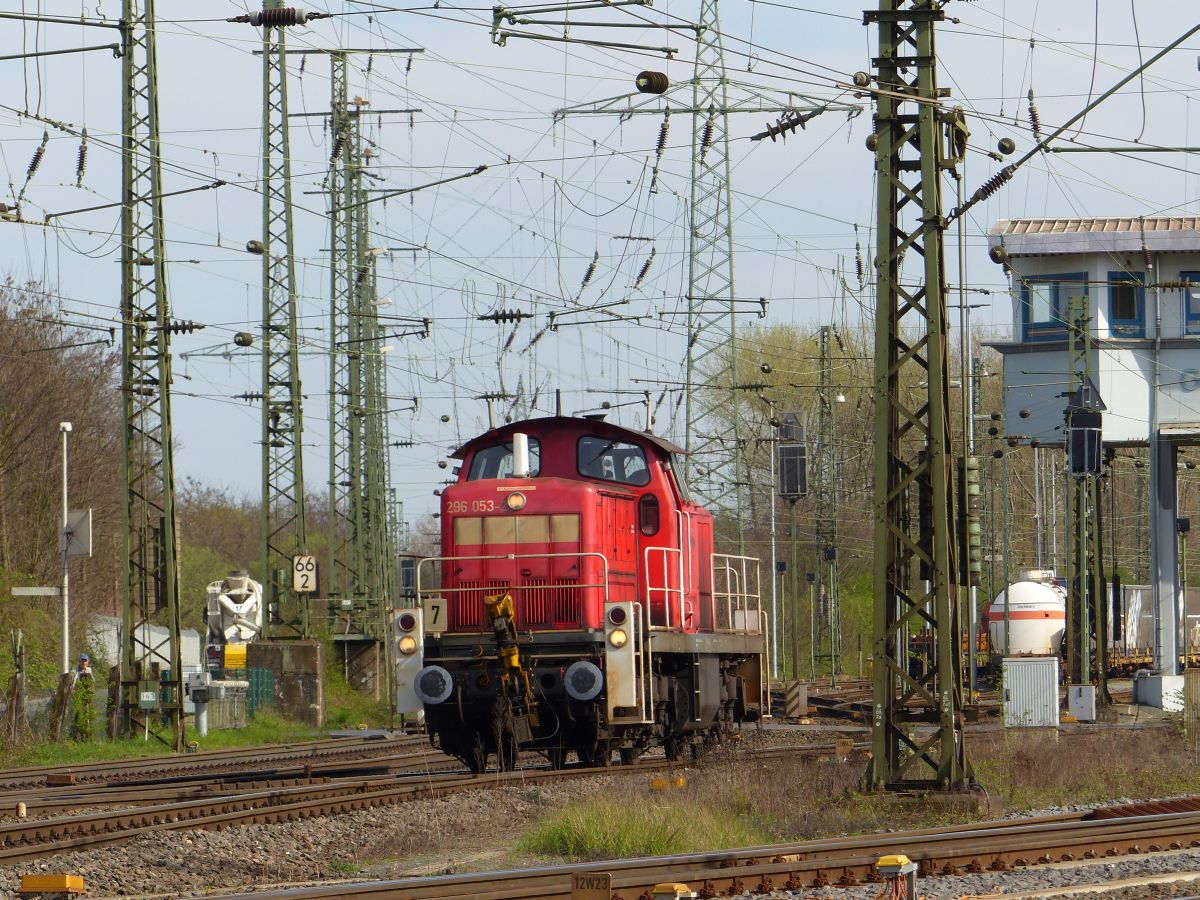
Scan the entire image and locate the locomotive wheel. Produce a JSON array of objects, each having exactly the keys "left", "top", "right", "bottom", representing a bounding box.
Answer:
[
  {"left": 545, "top": 746, "right": 567, "bottom": 769},
  {"left": 618, "top": 747, "right": 640, "bottom": 766},
  {"left": 664, "top": 735, "right": 684, "bottom": 762}
]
